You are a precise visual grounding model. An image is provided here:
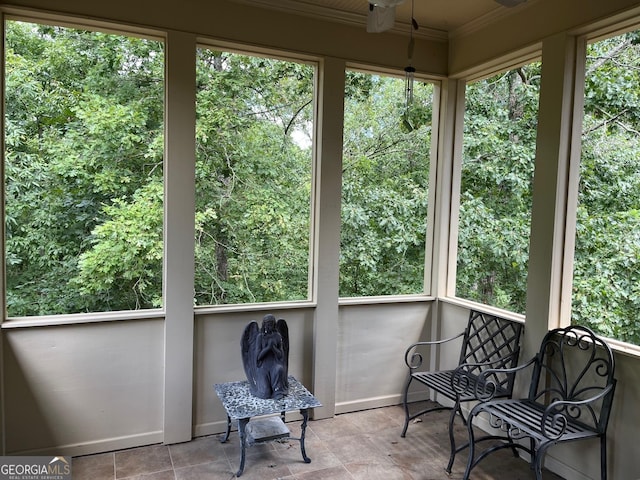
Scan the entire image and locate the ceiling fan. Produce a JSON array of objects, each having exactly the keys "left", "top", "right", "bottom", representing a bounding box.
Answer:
[{"left": 366, "top": 0, "right": 528, "bottom": 33}]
